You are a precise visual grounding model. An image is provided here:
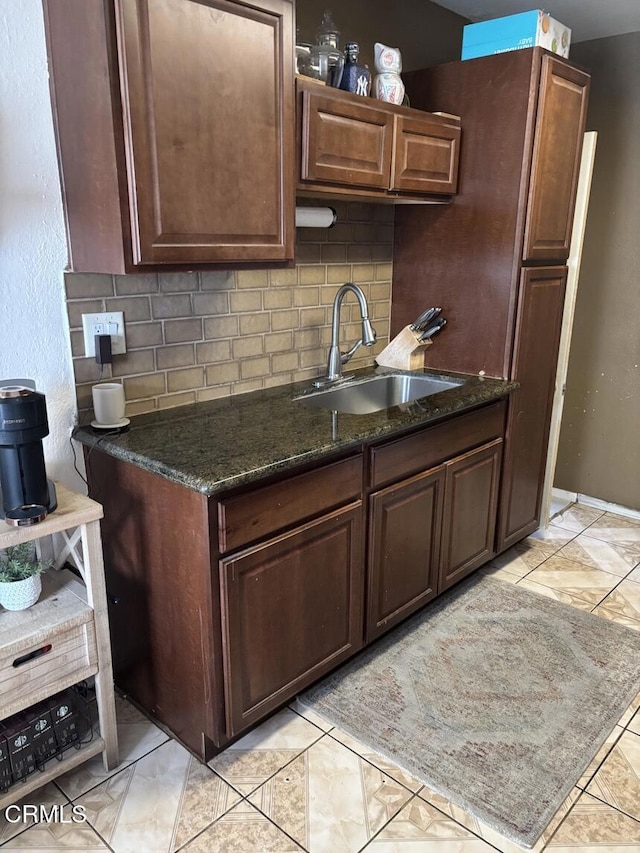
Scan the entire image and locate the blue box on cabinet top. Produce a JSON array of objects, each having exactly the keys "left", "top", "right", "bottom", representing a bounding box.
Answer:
[{"left": 461, "top": 10, "right": 571, "bottom": 60}]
